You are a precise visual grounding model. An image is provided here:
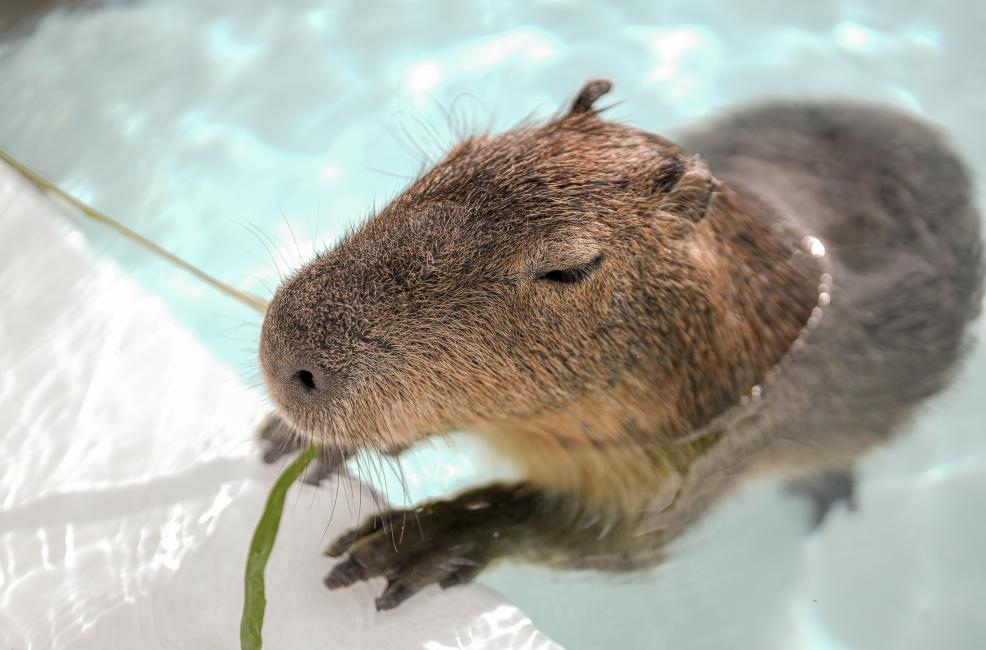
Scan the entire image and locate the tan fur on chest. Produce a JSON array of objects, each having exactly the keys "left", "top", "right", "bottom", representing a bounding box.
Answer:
[{"left": 477, "top": 400, "right": 721, "bottom": 514}]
